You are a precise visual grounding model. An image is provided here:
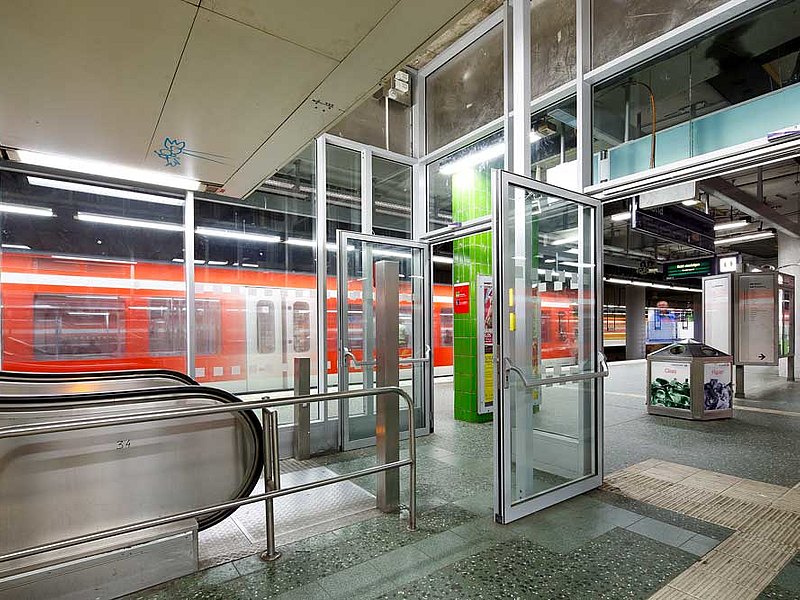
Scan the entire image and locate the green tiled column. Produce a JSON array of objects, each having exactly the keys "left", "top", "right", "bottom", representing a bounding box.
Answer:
[{"left": 452, "top": 169, "right": 493, "bottom": 423}]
